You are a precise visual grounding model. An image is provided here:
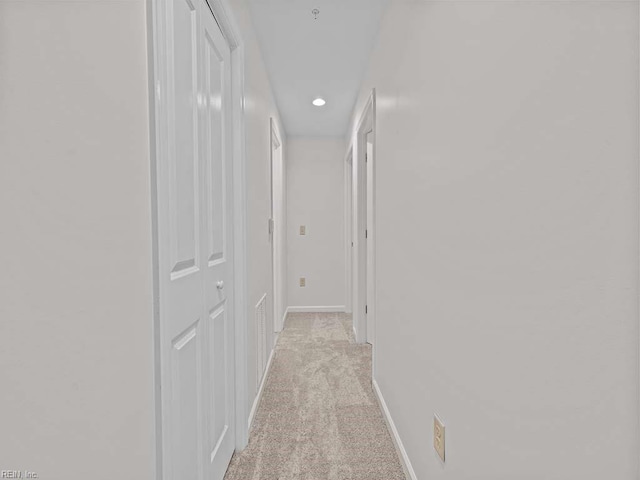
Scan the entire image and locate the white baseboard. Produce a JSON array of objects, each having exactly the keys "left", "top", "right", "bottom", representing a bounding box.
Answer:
[
  {"left": 372, "top": 379, "right": 418, "bottom": 480},
  {"left": 287, "top": 305, "right": 346, "bottom": 313},
  {"left": 248, "top": 346, "right": 276, "bottom": 431}
]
